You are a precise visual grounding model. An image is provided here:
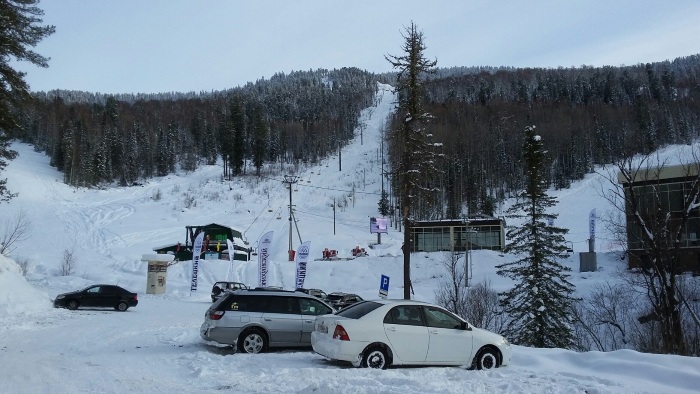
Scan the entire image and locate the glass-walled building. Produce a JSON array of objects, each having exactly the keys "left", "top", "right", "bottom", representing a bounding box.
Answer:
[
  {"left": 410, "top": 216, "right": 505, "bottom": 253},
  {"left": 618, "top": 164, "right": 700, "bottom": 273}
]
